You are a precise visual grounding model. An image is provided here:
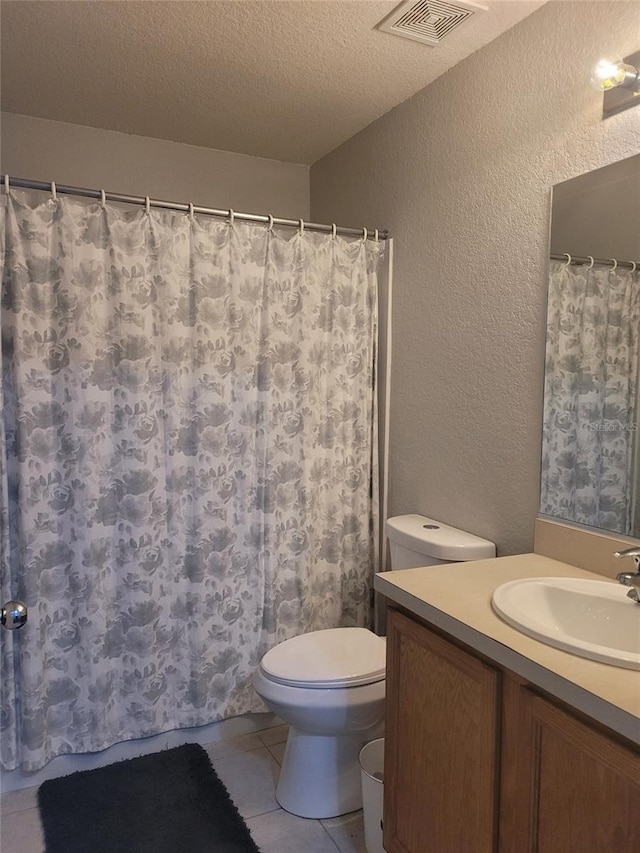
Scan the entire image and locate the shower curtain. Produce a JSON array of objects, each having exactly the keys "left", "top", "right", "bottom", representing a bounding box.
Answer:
[
  {"left": 540, "top": 259, "right": 640, "bottom": 533},
  {"left": 0, "top": 190, "right": 383, "bottom": 772}
]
